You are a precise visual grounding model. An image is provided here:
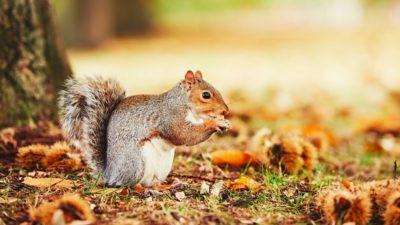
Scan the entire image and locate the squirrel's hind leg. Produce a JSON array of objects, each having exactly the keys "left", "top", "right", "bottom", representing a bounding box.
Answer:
[{"left": 103, "top": 144, "right": 145, "bottom": 187}]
